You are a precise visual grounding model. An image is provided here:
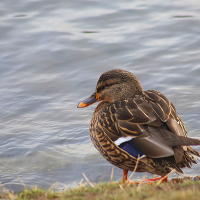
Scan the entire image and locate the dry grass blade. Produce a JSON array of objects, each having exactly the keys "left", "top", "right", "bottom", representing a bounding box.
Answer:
[
  {"left": 157, "top": 169, "right": 176, "bottom": 185},
  {"left": 18, "top": 176, "right": 27, "bottom": 189},
  {"left": 82, "top": 173, "right": 94, "bottom": 188},
  {"left": 110, "top": 167, "right": 114, "bottom": 182},
  {"left": 128, "top": 155, "right": 140, "bottom": 180},
  {"left": 126, "top": 155, "right": 140, "bottom": 187},
  {"left": 78, "top": 178, "right": 88, "bottom": 187},
  {"left": 137, "top": 175, "right": 147, "bottom": 191},
  {"left": 119, "top": 184, "right": 126, "bottom": 193},
  {"left": 82, "top": 182, "right": 88, "bottom": 187},
  {"left": 73, "top": 181, "right": 79, "bottom": 188},
  {"left": 3, "top": 188, "right": 16, "bottom": 200},
  {"left": 48, "top": 182, "right": 58, "bottom": 191},
  {"left": 79, "top": 178, "right": 84, "bottom": 186}
]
